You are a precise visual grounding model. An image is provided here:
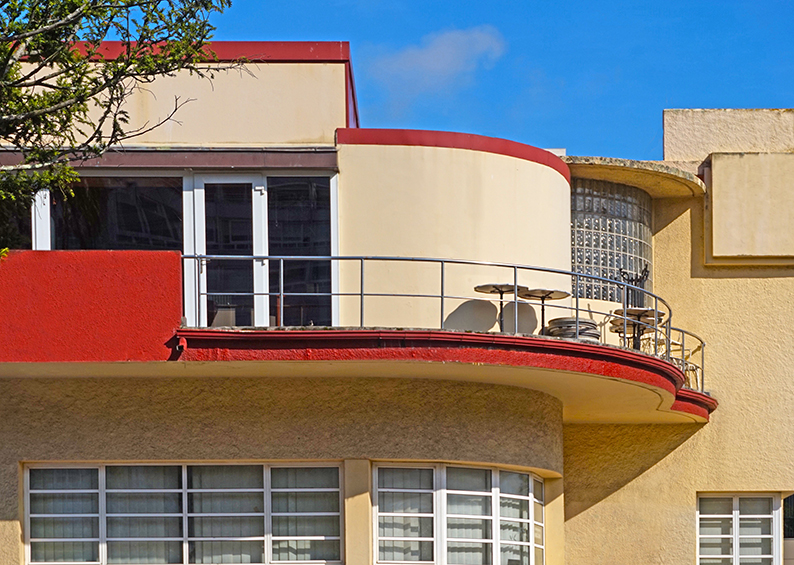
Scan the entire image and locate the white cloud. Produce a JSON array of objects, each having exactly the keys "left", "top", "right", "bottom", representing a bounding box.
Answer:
[{"left": 369, "top": 25, "right": 506, "bottom": 102}]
